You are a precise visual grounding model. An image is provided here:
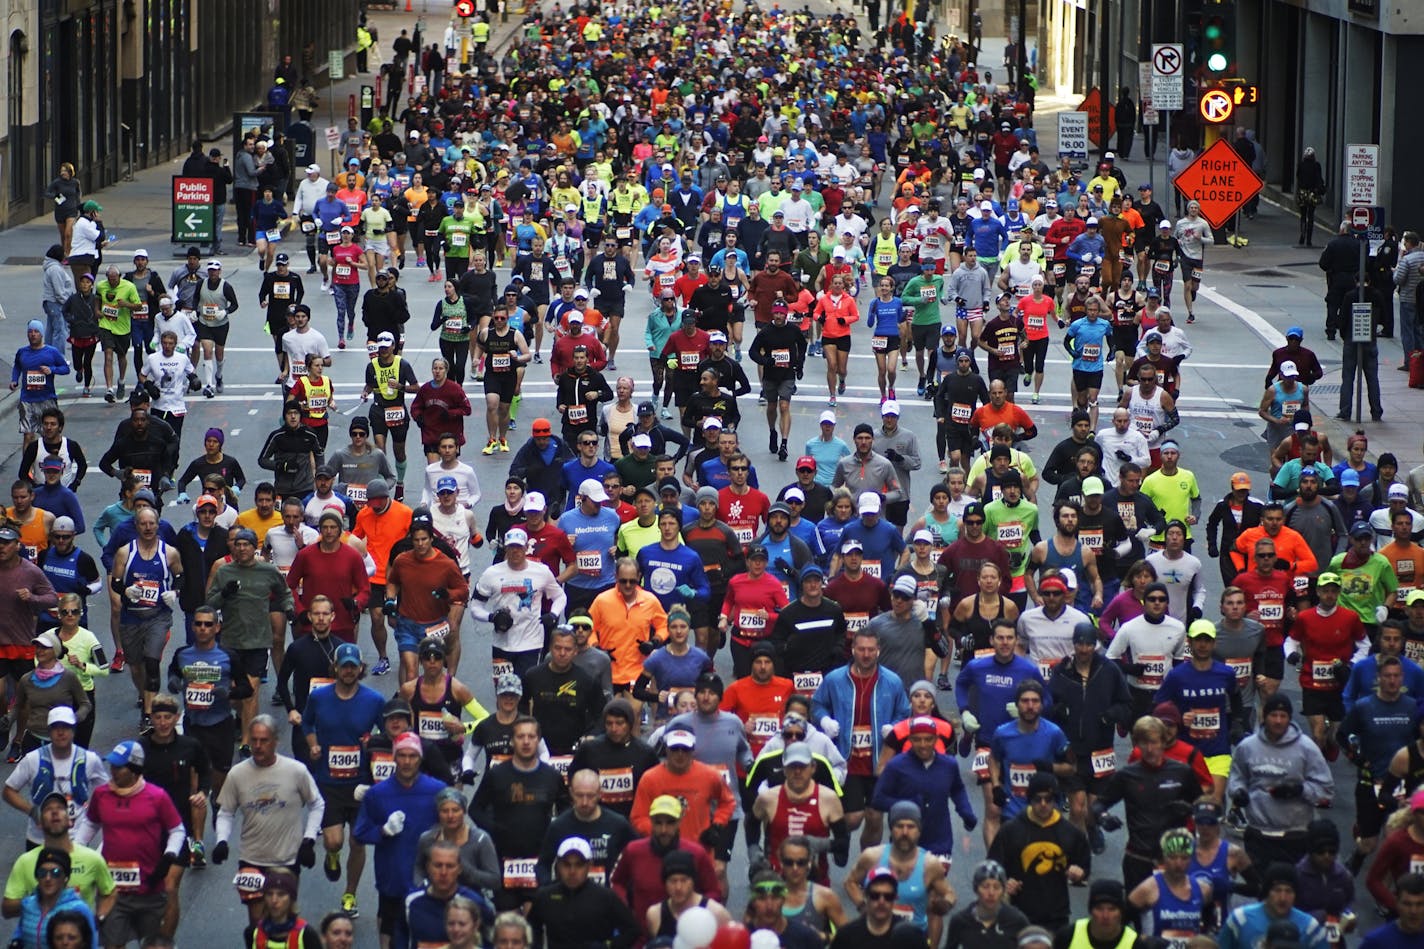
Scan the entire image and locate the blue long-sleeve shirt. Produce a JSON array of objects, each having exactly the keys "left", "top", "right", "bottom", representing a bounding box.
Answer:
[
  {"left": 1339, "top": 692, "right": 1421, "bottom": 777},
  {"left": 636, "top": 541, "right": 710, "bottom": 610},
  {"left": 955, "top": 654, "right": 1049, "bottom": 740},
  {"left": 1342, "top": 654, "right": 1424, "bottom": 714},
  {"left": 398, "top": 885, "right": 493, "bottom": 949},
  {"left": 32, "top": 484, "right": 85, "bottom": 534},
  {"left": 872, "top": 751, "right": 976, "bottom": 854},
  {"left": 969, "top": 216, "right": 1009, "bottom": 259},
  {"left": 1066, "top": 232, "right": 1106, "bottom": 264},
  {"left": 11, "top": 344, "right": 70, "bottom": 403},
  {"left": 353, "top": 773, "right": 446, "bottom": 899}
]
